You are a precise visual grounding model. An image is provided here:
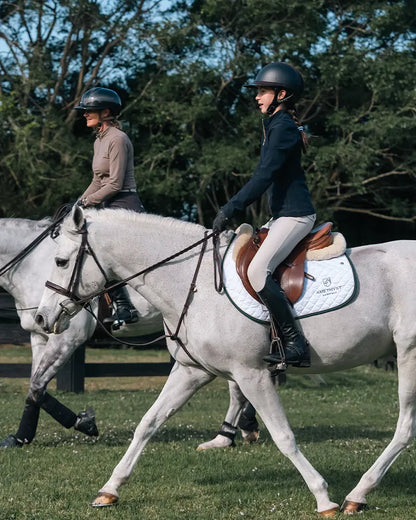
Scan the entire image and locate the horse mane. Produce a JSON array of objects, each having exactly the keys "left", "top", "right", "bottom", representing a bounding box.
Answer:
[
  {"left": 76, "top": 209, "right": 207, "bottom": 238},
  {"left": 2, "top": 217, "right": 52, "bottom": 230},
  {"left": 0, "top": 217, "right": 52, "bottom": 255}
]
